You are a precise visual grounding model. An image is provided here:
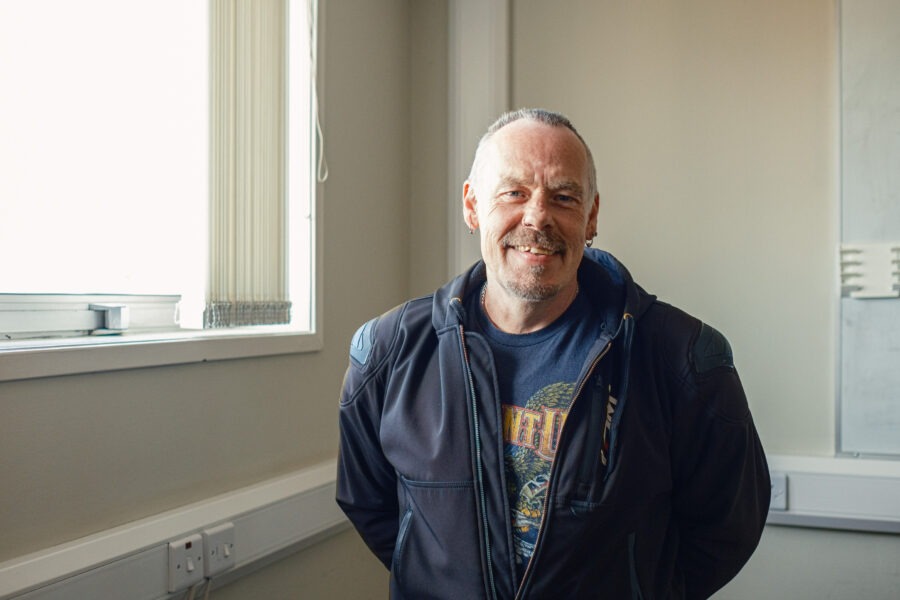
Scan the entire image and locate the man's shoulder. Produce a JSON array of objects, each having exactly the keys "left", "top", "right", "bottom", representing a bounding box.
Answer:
[
  {"left": 637, "top": 300, "right": 736, "bottom": 376},
  {"left": 348, "top": 295, "right": 435, "bottom": 371},
  {"left": 639, "top": 299, "right": 699, "bottom": 337}
]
